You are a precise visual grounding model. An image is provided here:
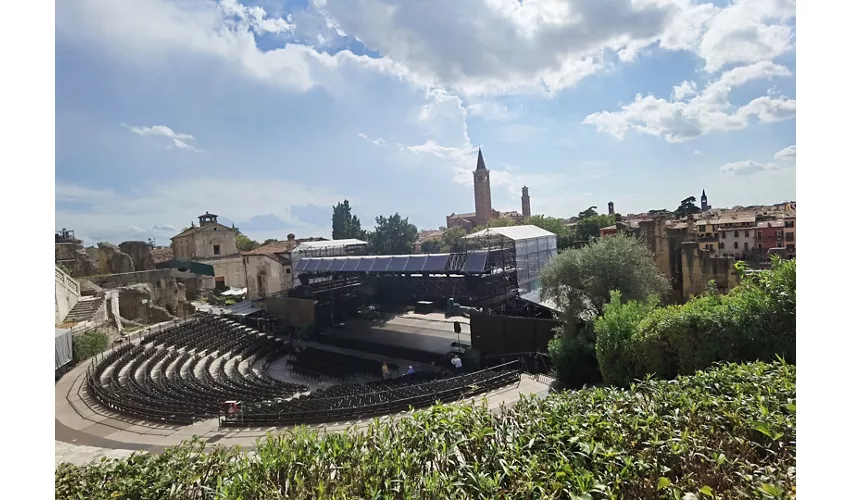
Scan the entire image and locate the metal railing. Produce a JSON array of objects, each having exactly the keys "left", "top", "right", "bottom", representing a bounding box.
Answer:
[{"left": 220, "top": 361, "right": 521, "bottom": 427}]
